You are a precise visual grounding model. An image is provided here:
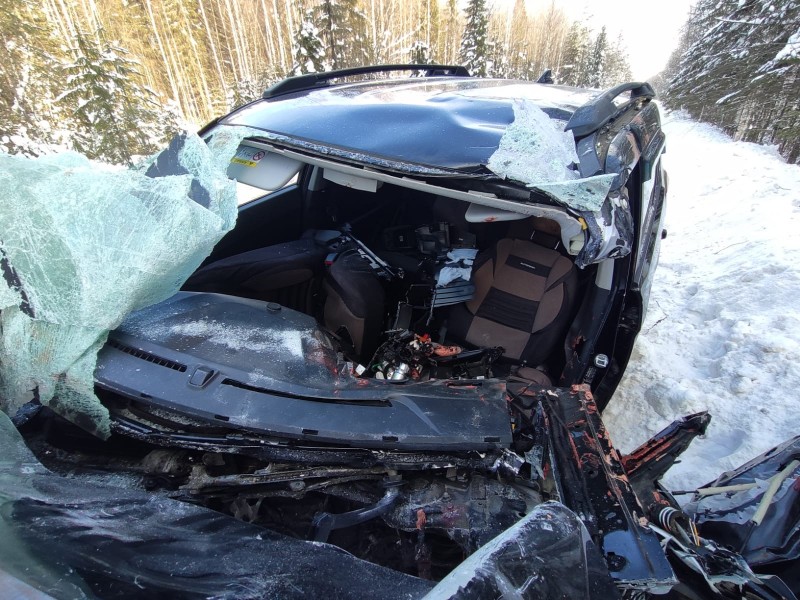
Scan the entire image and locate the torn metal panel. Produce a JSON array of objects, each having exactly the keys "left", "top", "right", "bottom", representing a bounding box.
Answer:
[
  {"left": 685, "top": 436, "right": 800, "bottom": 587},
  {"left": 0, "top": 411, "right": 434, "bottom": 599},
  {"left": 574, "top": 187, "right": 635, "bottom": 268},
  {"left": 542, "top": 384, "right": 677, "bottom": 592},
  {"left": 621, "top": 412, "right": 711, "bottom": 486}
]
